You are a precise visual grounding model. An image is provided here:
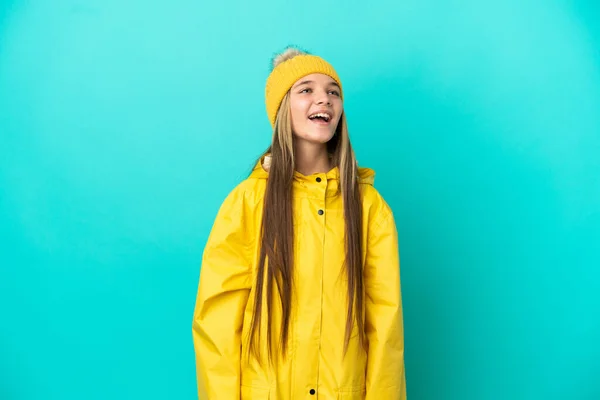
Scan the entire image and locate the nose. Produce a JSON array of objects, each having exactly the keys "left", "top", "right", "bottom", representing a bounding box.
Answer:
[
  {"left": 316, "top": 97, "right": 332, "bottom": 106},
  {"left": 315, "top": 89, "right": 332, "bottom": 106}
]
